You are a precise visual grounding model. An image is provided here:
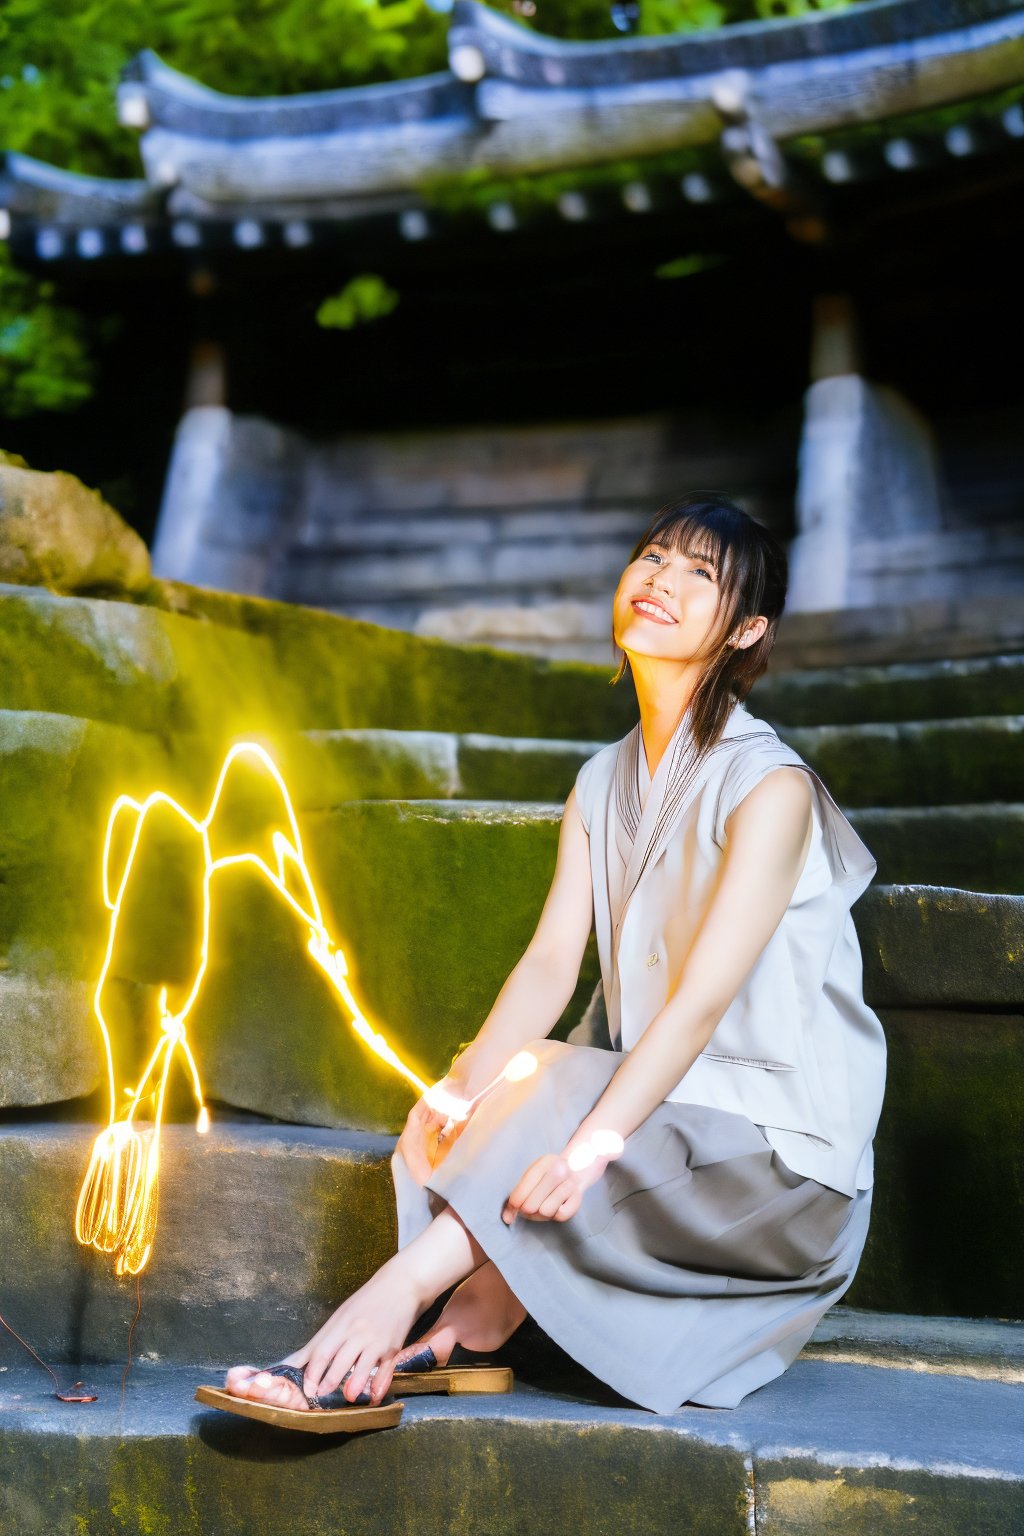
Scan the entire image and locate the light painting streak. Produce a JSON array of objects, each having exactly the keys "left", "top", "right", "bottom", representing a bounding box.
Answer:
[{"left": 76, "top": 741, "right": 516, "bottom": 1276}]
